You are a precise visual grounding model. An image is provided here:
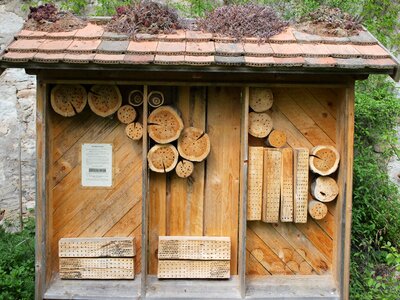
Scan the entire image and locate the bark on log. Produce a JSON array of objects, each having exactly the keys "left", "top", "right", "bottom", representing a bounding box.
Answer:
[
  {"left": 148, "top": 106, "right": 184, "bottom": 144},
  {"left": 117, "top": 105, "right": 137, "bottom": 124},
  {"left": 248, "top": 112, "right": 273, "bottom": 138},
  {"left": 249, "top": 88, "right": 273, "bottom": 112},
  {"left": 267, "top": 129, "right": 287, "bottom": 148},
  {"left": 51, "top": 84, "right": 87, "bottom": 117},
  {"left": 309, "top": 145, "right": 340, "bottom": 176},
  {"left": 310, "top": 176, "right": 339, "bottom": 202},
  {"left": 148, "top": 91, "right": 165, "bottom": 108},
  {"left": 177, "top": 127, "right": 211, "bottom": 162},
  {"left": 308, "top": 200, "right": 328, "bottom": 220},
  {"left": 175, "top": 160, "right": 194, "bottom": 178},
  {"left": 128, "top": 90, "right": 144, "bottom": 107},
  {"left": 125, "top": 122, "right": 143, "bottom": 140},
  {"left": 88, "top": 85, "right": 122, "bottom": 117},
  {"left": 147, "top": 144, "right": 179, "bottom": 173}
]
